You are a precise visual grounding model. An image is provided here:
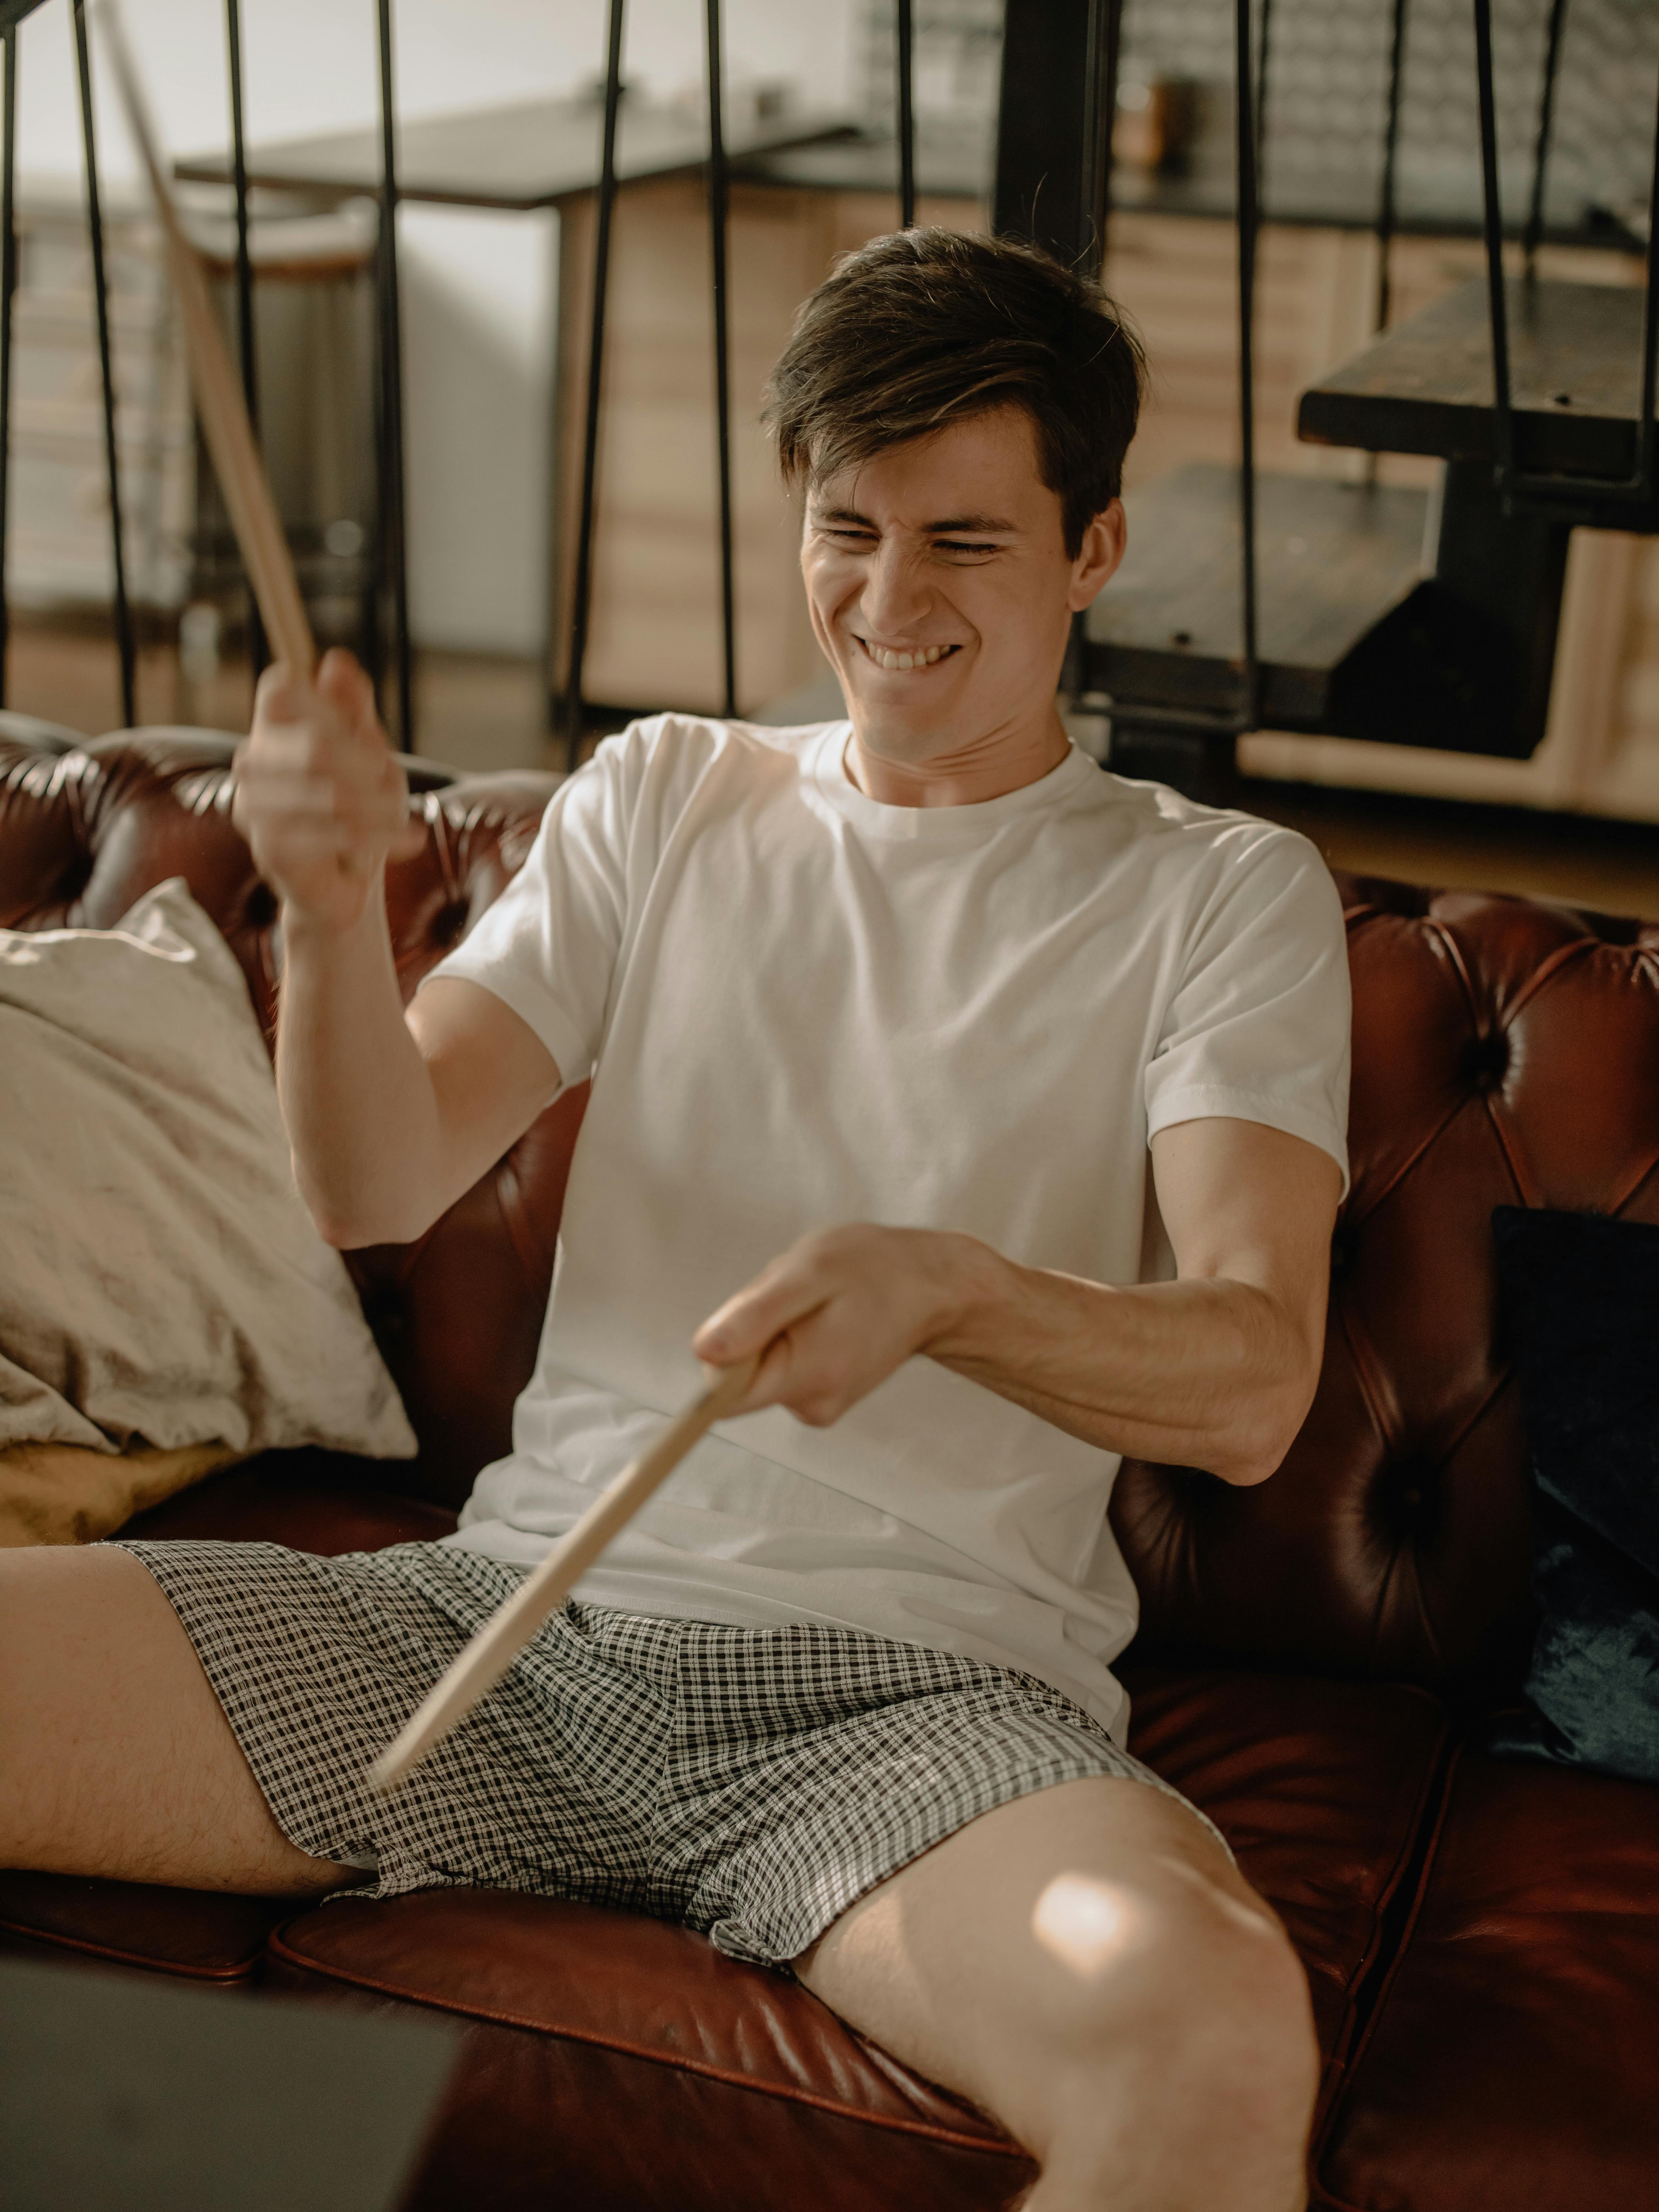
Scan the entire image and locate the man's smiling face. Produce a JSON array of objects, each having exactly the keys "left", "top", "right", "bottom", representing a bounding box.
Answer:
[{"left": 800, "top": 405, "right": 1124, "bottom": 801}]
